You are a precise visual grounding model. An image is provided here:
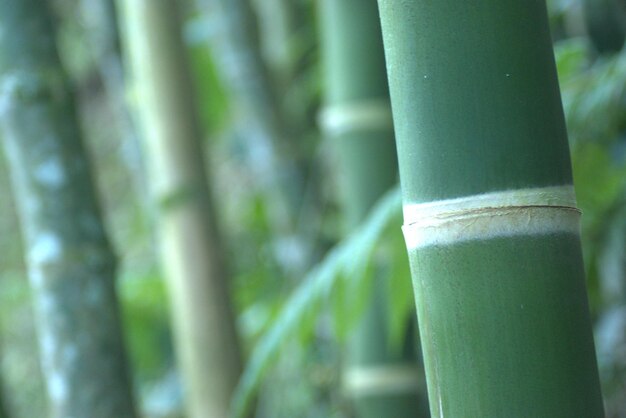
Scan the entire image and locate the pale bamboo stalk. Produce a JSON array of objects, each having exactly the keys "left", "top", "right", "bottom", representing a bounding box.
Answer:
[{"left": 119, "top": 1, "right": 244, "bottom": 417}]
